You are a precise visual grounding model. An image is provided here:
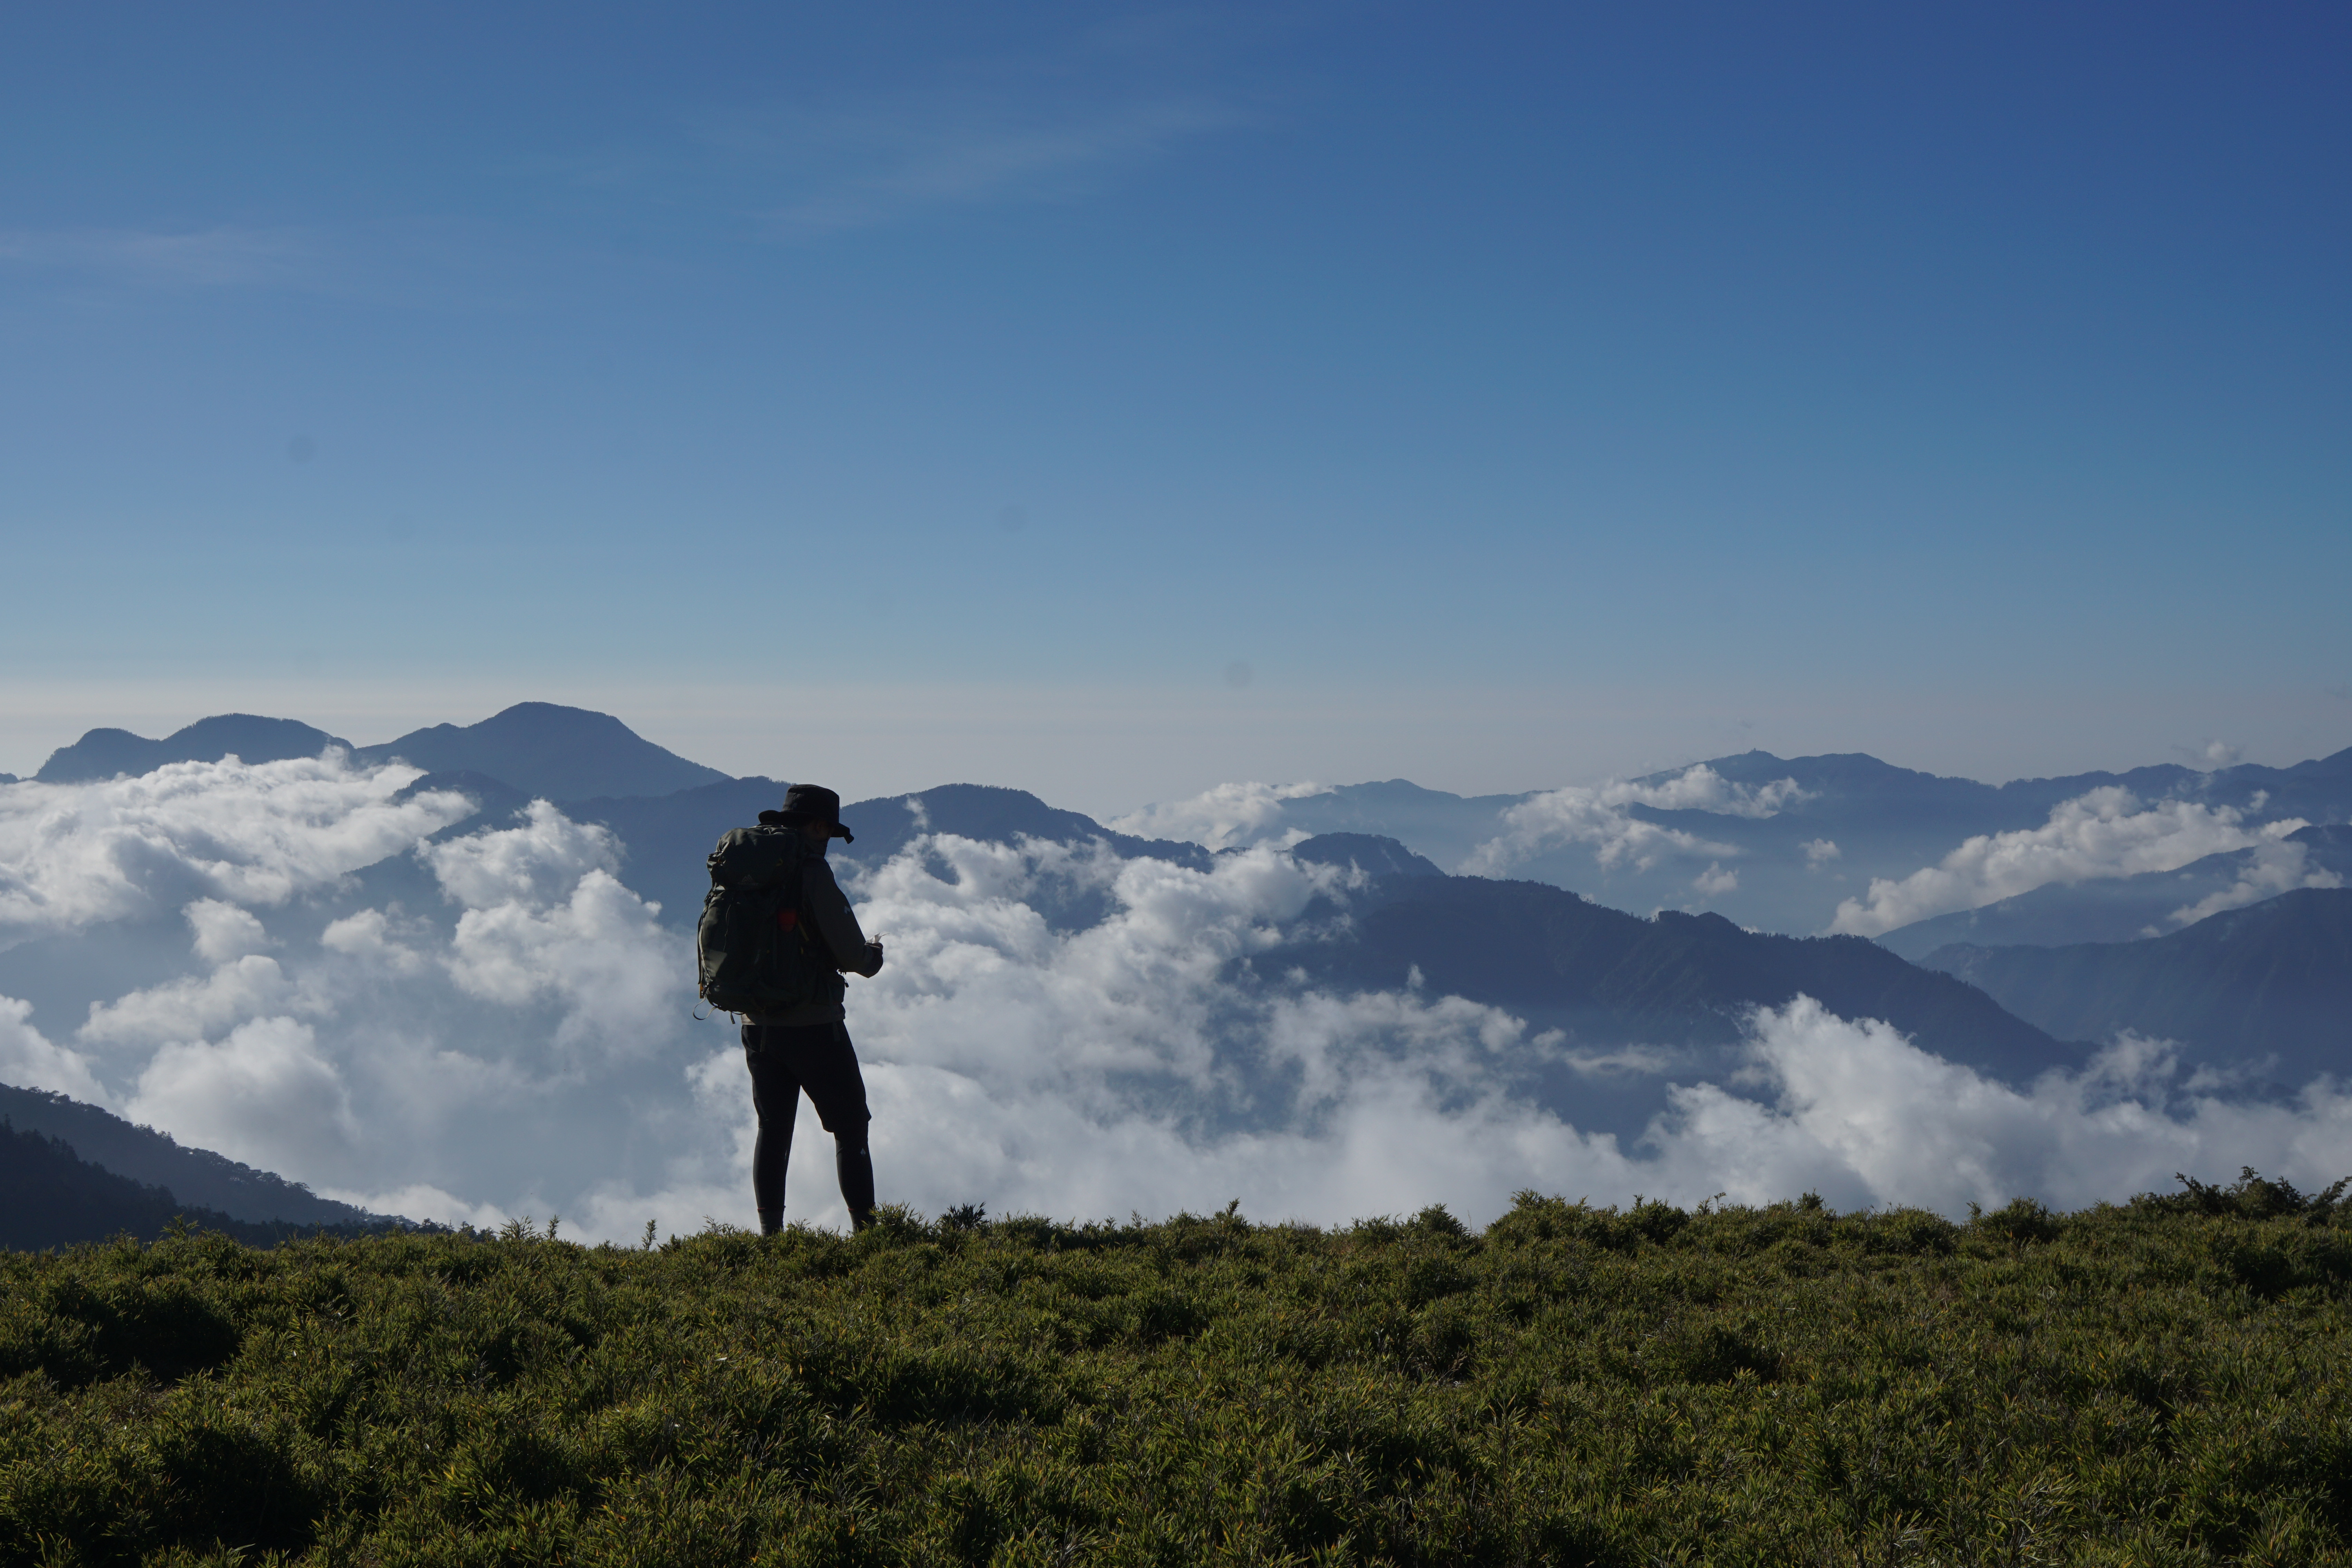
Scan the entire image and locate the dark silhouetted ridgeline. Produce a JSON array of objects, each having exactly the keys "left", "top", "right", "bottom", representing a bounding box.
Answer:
[
  {"left": 0, "top": 1124, "right": 412, "bottom": 1252},
  {"left": 4, "top": 1179, "right": 2349, "bottom": 1562},
  {"left": 1288, "top": 831, "right": 1446, "bottom": 880},
  {"left": 0, "top": 1124, "right": 291, "bottom": 1251},
  {"left": 0, "top": 1085, "right": 398, "bottom": 1230}
]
